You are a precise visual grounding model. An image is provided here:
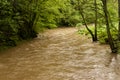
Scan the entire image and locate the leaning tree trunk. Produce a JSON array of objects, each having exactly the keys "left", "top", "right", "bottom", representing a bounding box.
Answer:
[
  {"left": 79, "top": 10, "right": 96, "bottom": 41},
  {"left": 78, "top": 0, "right": 96, "bottom": 42},
  {"left": 101, "top": 0, "right": 117, "bottom": 53}
]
